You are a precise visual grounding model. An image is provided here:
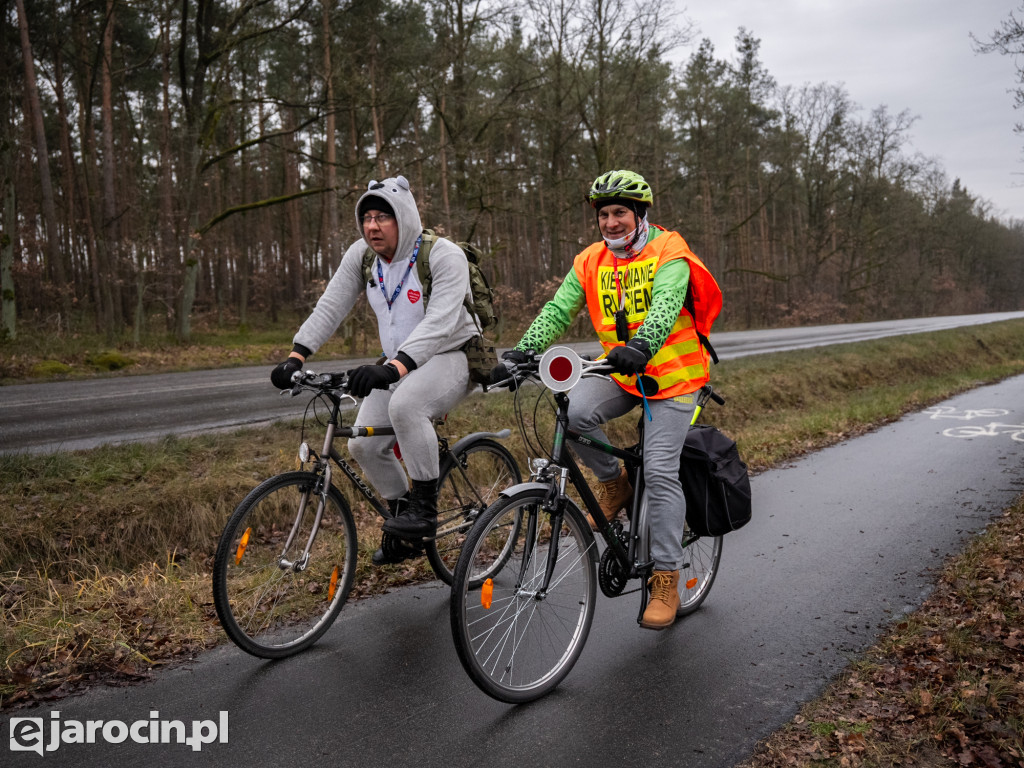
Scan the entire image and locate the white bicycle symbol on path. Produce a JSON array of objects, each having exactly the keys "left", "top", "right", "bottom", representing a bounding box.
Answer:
[
  {"left": 924, "top": 406, "right": 1010, "bottom": 421},
  {"left": 923, "top": 407, "right": 1024, "bottom": 442},
  {"left": 941, "top": 423, "right": 1024, "bottom": 442}
]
